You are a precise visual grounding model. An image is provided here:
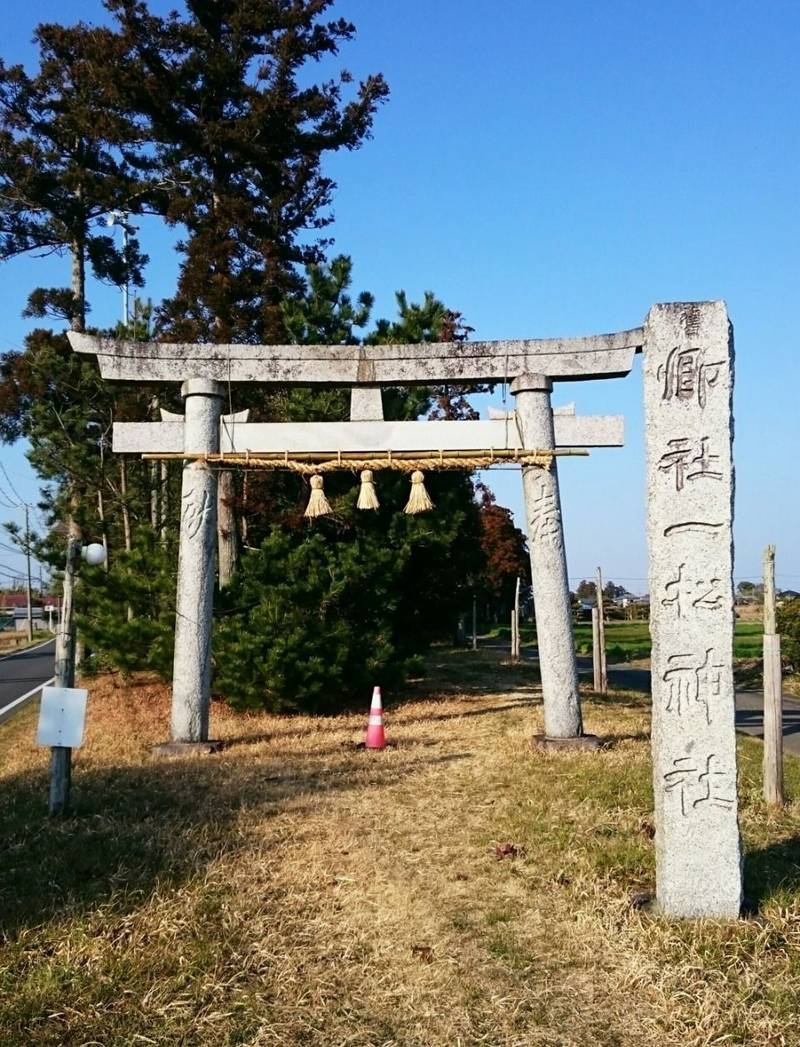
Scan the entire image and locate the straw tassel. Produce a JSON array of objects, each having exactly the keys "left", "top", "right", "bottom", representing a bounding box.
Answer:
[
  {"left": 357, "top": 469, "right": 380, "bottom": 510},
  {"left": 304, "top": 474, "right": 332, "bottom": 518},
  {"left": 404, "top": 470, "right": 434, "bottom": 514}
]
